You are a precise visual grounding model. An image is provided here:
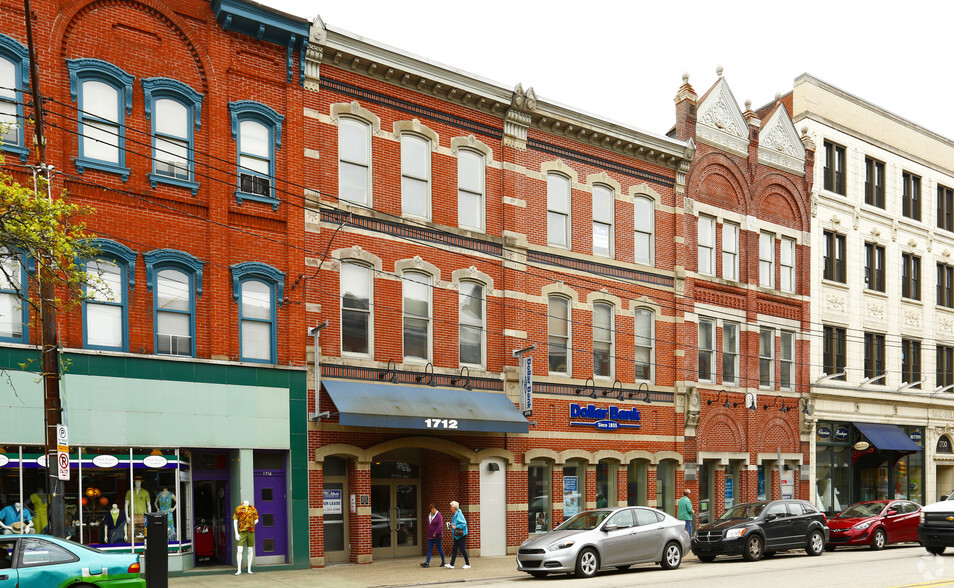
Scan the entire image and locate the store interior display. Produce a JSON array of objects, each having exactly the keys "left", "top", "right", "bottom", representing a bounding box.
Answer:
[{"left": 0, "top": 502, "right": 33, "bottom": 534}]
